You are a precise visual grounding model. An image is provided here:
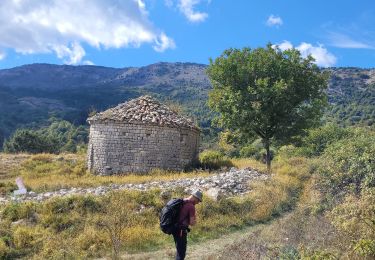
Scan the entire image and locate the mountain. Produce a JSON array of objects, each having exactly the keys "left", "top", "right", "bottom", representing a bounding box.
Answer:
[
  {"left": 324, "top": 67, "right": 375, "bottom": 126},
  {"left": 0, "top": 62, "right": 212, "bottom": 146},
  {"left": 0, "top": 62, "right": 374, "bottom": 147}
]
